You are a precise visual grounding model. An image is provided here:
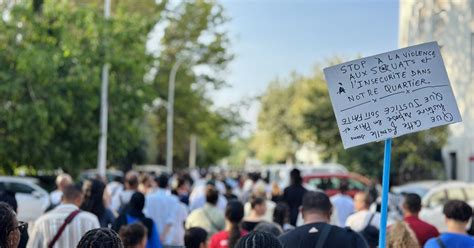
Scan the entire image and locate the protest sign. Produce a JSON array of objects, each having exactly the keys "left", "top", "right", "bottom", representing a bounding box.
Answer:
[{"left": 324, "top": 41, "right": 462, "bottom": 149}]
